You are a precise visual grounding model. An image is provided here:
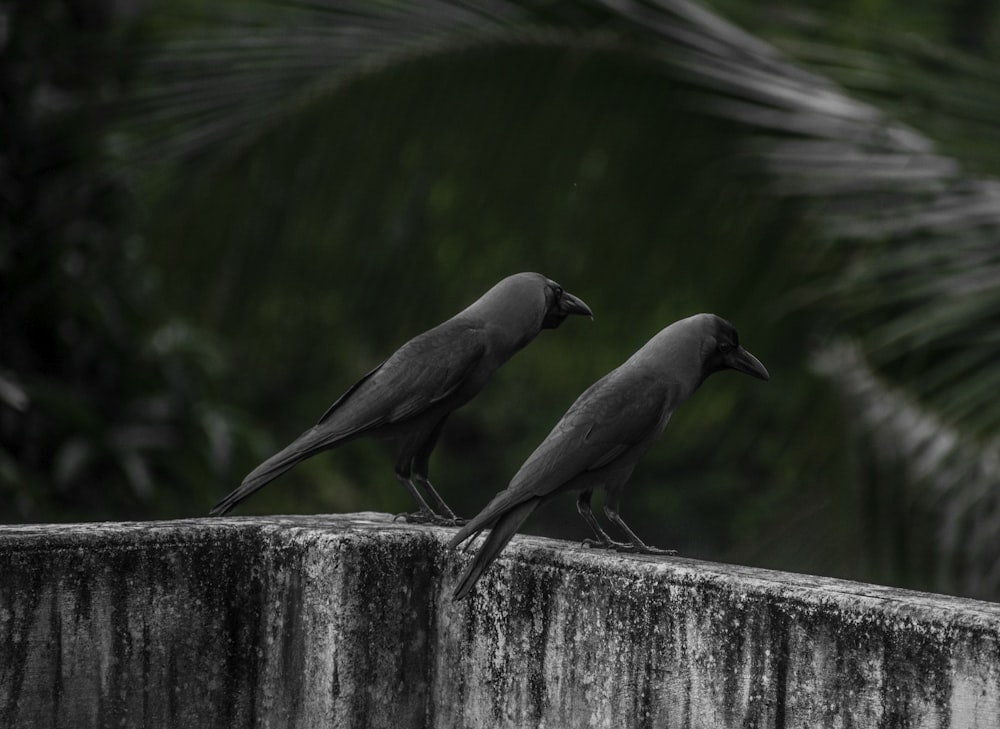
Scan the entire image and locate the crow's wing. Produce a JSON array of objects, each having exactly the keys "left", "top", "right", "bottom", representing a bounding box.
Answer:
[
  {"left": 317, "top": 318, "right": 487, "bottom": 436},
  {"left": 451, "top": 370, "right": 672, "bottom": 545},
  {"left": 512, "top": 371, "right": 671, "bottom": 494},
  {"left": 211, "top": 320, "right": 487, "bottom": 516}
]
